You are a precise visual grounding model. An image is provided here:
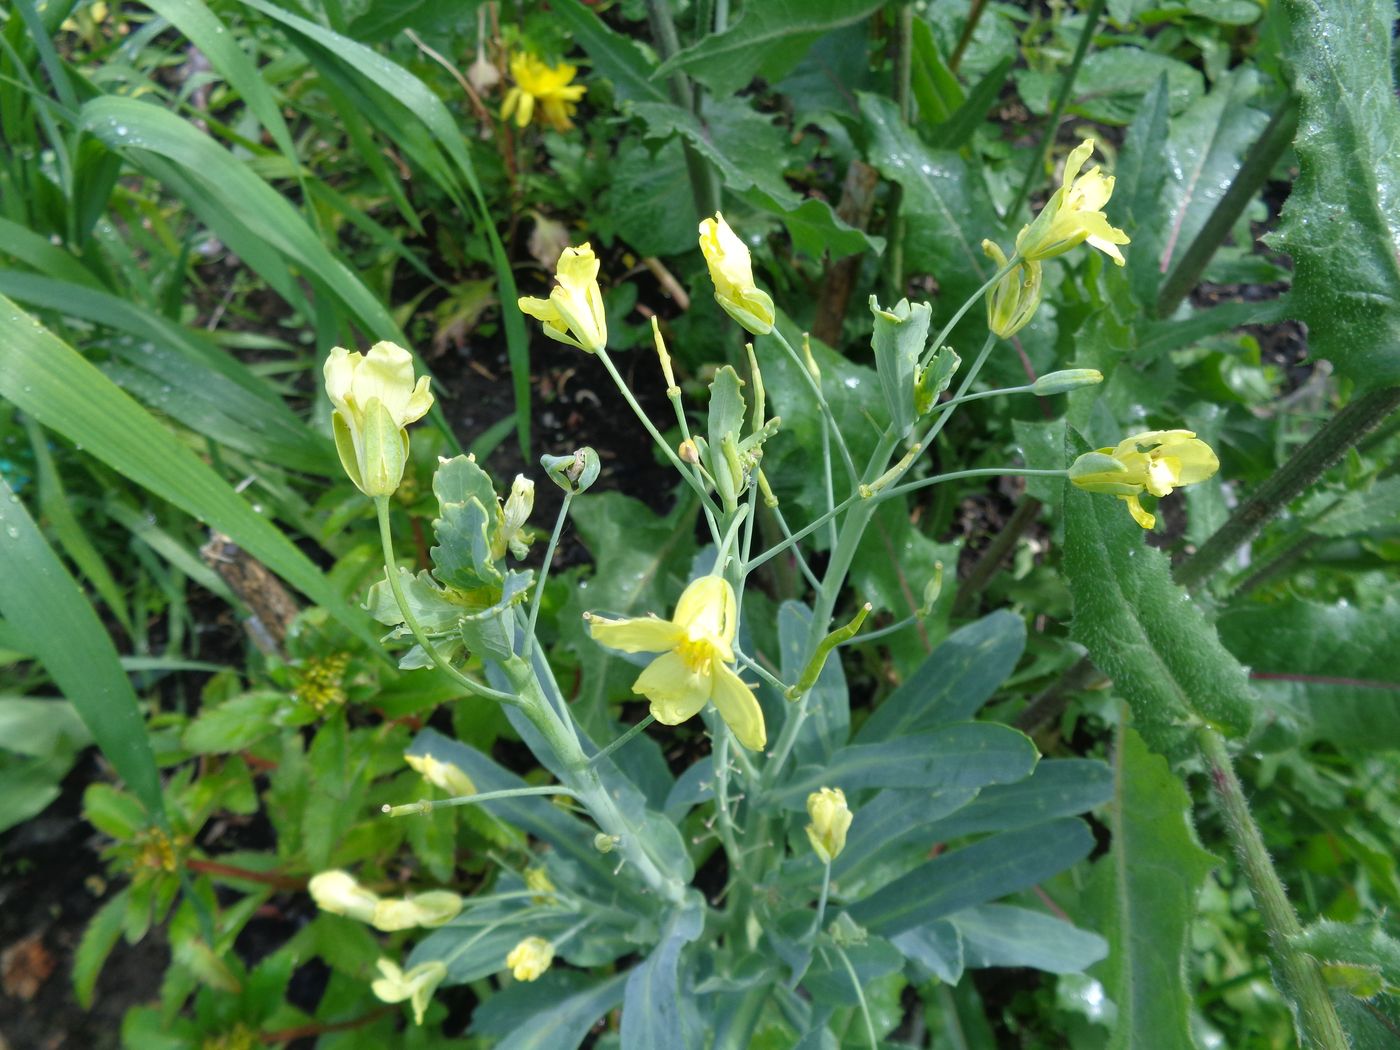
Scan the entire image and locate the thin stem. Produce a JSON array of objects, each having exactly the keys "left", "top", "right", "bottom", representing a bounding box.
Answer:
[
  {"left": 645, "top": 0, "right": 719, "bottom": 219},
  {"left": 763, "top": 496, "right": 823, "bottom": 590},
  {"left": 382, "top": 784, "right": 577, "bottom": 817},
  {"left": 596, "top": 348, "right": 724, "bottom": 527},
  {"left": 1198, "top": 728, "right": 1348, "bottom": 1050},
  {"left": 587, "top": 715, "right": 656, "bottom": 768},
  {"left": 747, "top": 492, "right": 861, "bottom": 572},
  {"left": 525, "top": 492, "right": 571, "bottom": 658},
  {"left": 888, "top": 2, "right": 915, "bottom": 294},
  {"left": 880, "top": 467, "right": 1067, "bottom": 501},
  {"left": 841, "top": 609, "right": 921, "bottom": 646},
  {"left": 374, "top": 498, "right": 515, "bottom": 704},
  {"left": 821, "top": 419, "right": 838, "bottom": 549},
  {"left": 948, "top": 0, "right": 988, "bottom": 74},
  {"left": 919, "top": 260, "right": 1017, "bottom": 370},
  {"left": 833, "top": 944, "right": 879, "bottom": 1050},
  {"left": 1175, "top": 386, "right": 1400, "bottom": 589},
  {"left": 735, "top": 649, "right": 789, "bottom": 695},
  {"left": 767, "top": 328, "right": 859, "bottom": 486},
  {"left": 713, "top": 729, "right": 744, "bottom": 884},
  {"left": 811, "top": 858, "right": 833, "bottom": 937},
  {"left": 1005, "top": 0, "right": 1107, "bottom": 222}
]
